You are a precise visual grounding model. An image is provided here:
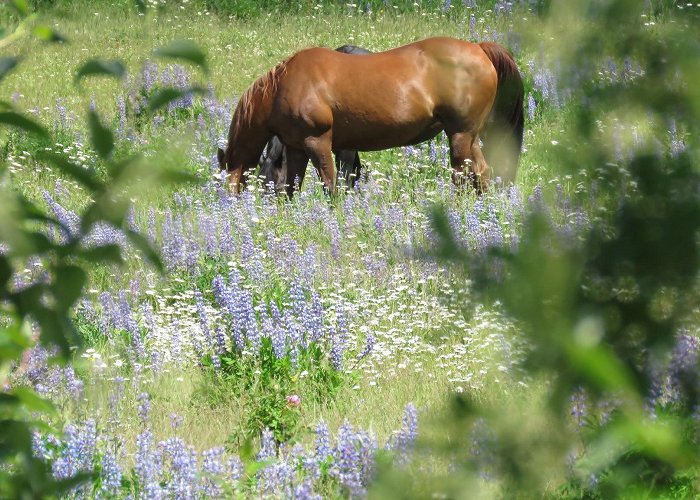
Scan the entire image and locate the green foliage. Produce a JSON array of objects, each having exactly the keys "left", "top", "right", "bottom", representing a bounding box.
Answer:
[
  {"left": 199, "top": 339, "right": 348, "bottom": 444},
  {"left": 415, "top": 0, "right": 700, "bottom": 496},
  {"left": 0, "top": 3, "right": 201, "bottom": 496}
]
